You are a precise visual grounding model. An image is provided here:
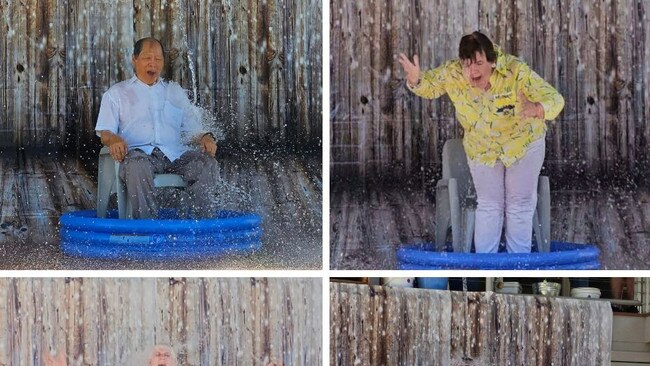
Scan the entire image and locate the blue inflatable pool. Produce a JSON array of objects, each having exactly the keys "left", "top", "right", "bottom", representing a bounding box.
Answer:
[
  {"left": 59, "top": 209, "right": 262, "bottom": 260},
  {"left": 397, "top": 242, "right": 600, "bottom": 270}
]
